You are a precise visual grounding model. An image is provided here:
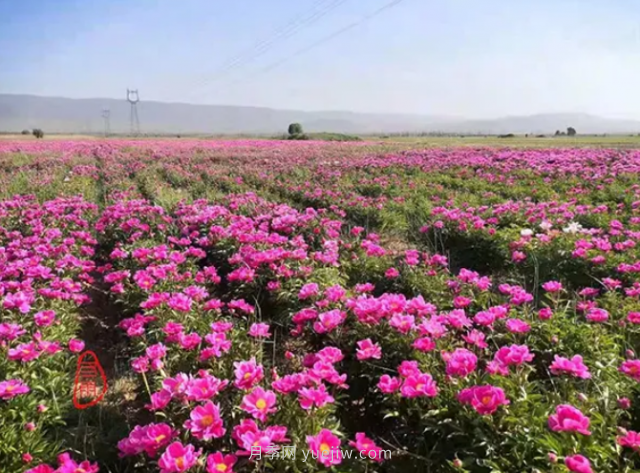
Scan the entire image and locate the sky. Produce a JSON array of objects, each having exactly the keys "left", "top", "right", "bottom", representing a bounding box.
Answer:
[{"left": 1, "top": 0, "right": 640, "bottom": 119}]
